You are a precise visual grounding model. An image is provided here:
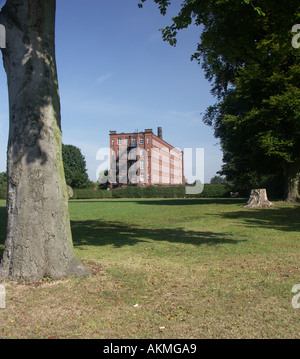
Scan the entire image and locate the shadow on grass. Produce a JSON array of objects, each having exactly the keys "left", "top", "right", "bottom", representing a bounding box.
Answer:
[
  {"left": 2, "top": 200, "right": 299, "bottom": 261},
  {"left": 0, "top": 204, "right": 242, "bottom": 258},
  {"left": 71, "top": 219, "right": 242, "bottom": 249},
  {"left": 136, "top": 198, "right": 247, "bottom": 206},
  {"left": 70, "top": 198, "right": 247, "bottom": 206},
  {"left": 210, "top": 204, "right": 300, "bottom": 233}
]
